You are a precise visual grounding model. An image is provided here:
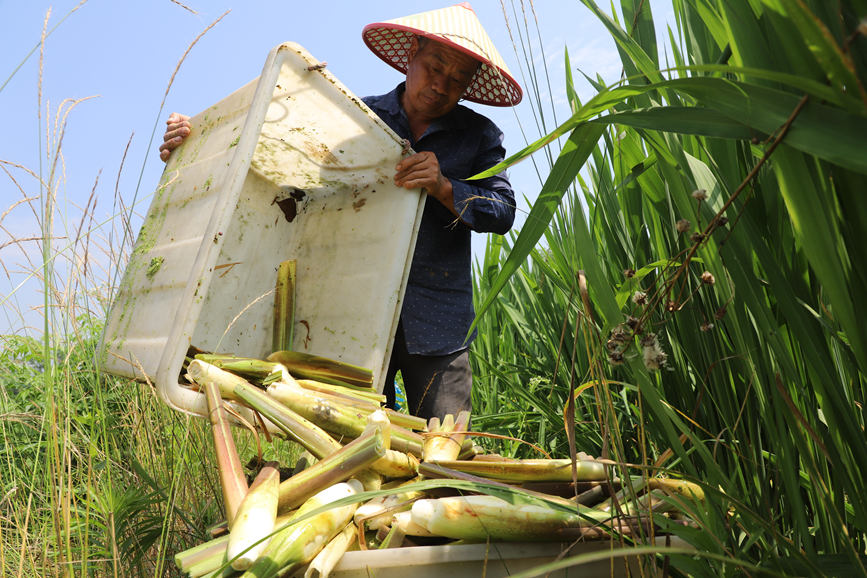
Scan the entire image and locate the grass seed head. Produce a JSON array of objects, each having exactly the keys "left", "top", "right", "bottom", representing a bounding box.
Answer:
[
  {"left": 691, "top": 188, "right": 707, "bottom": 201},
  {"left": 676, "top": 219, "right": 691, "bottom": 233},
  {"left": 639, "top": 333, "right": 658, "bottom": 348},
  {"left": 610, "top": 325, "right": 631, "bottom": 343},
  {"left": 641, "top": 335, "right": 668, "bottom": 371}
]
